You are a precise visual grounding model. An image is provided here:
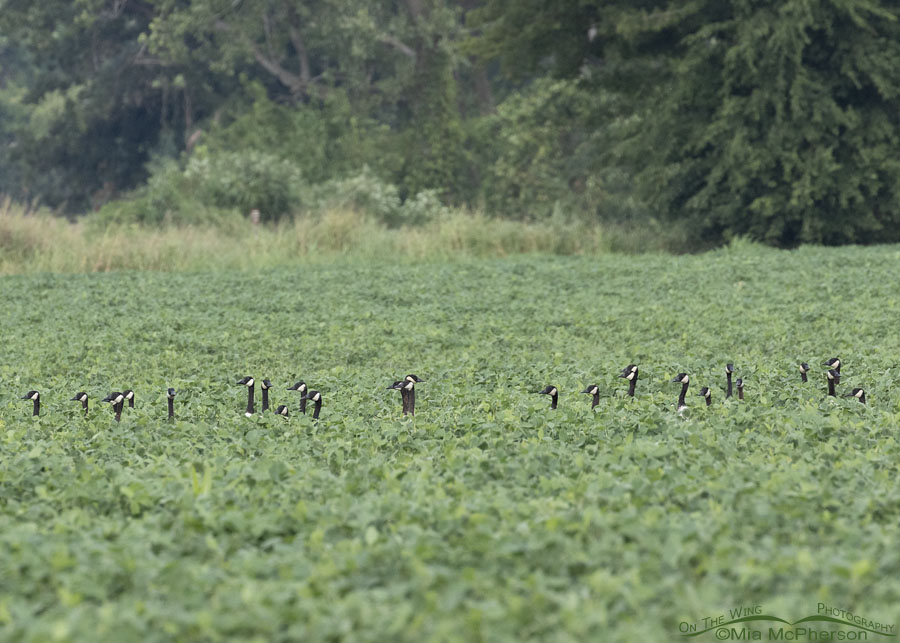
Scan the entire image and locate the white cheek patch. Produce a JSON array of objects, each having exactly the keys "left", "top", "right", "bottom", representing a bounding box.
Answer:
[
  {"left": 550, "top": 388, "right": 557, "bottom": 396},
  {"left": 126, "top": 392, "right": 134, "bottom": 399},
  {"left": 80, "top": 394, "right": 87, "bottom": 401},
  {"left": 31, "top": 392, "right": 39, "bottom": 400},
  {"left": 855, "top": 389, "right": 864, "bottom": 398},
  {"left": 626, "top": 372, "right": 635, "bottom": 380},
  {"left": 591, "top": 387, "right": 599, "bottom": 395},
  {"left": 246, "top": 378, "right": 254, "bottom": 387},
  {"left": 314, "top": 393, "right": 321, "bottom": 402}
]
